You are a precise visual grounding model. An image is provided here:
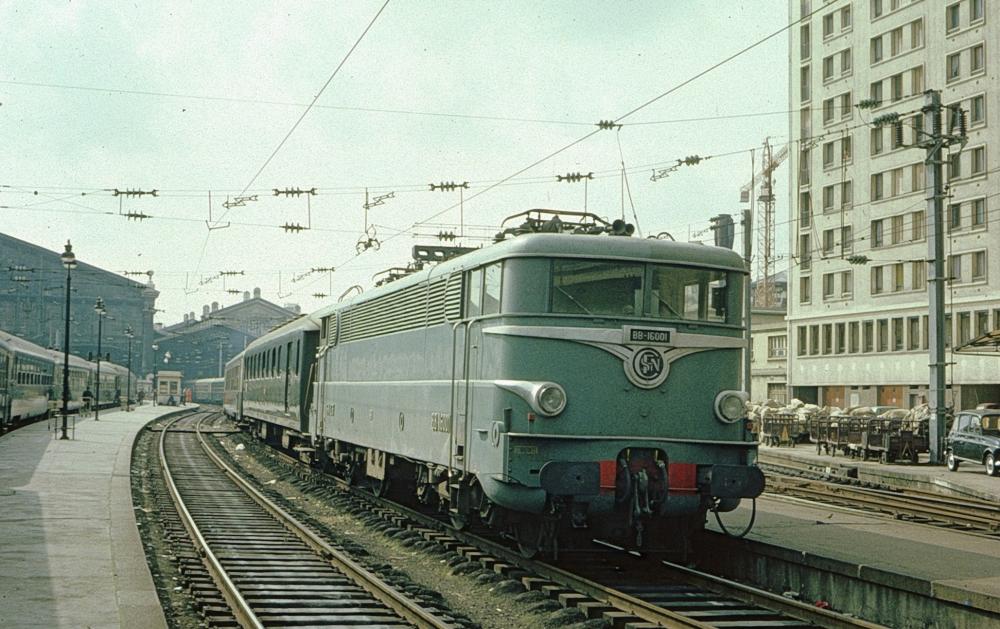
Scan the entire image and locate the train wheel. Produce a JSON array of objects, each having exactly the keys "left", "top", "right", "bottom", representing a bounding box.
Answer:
[
  {"left": 449, "top": 512, "right": 468, "bottom": 531},
  {"left": 514, "top": 520, "right": 541, "bottom": 559},
  {"left": 369, "top": 474, "right": 391, "bottom": 497}
]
